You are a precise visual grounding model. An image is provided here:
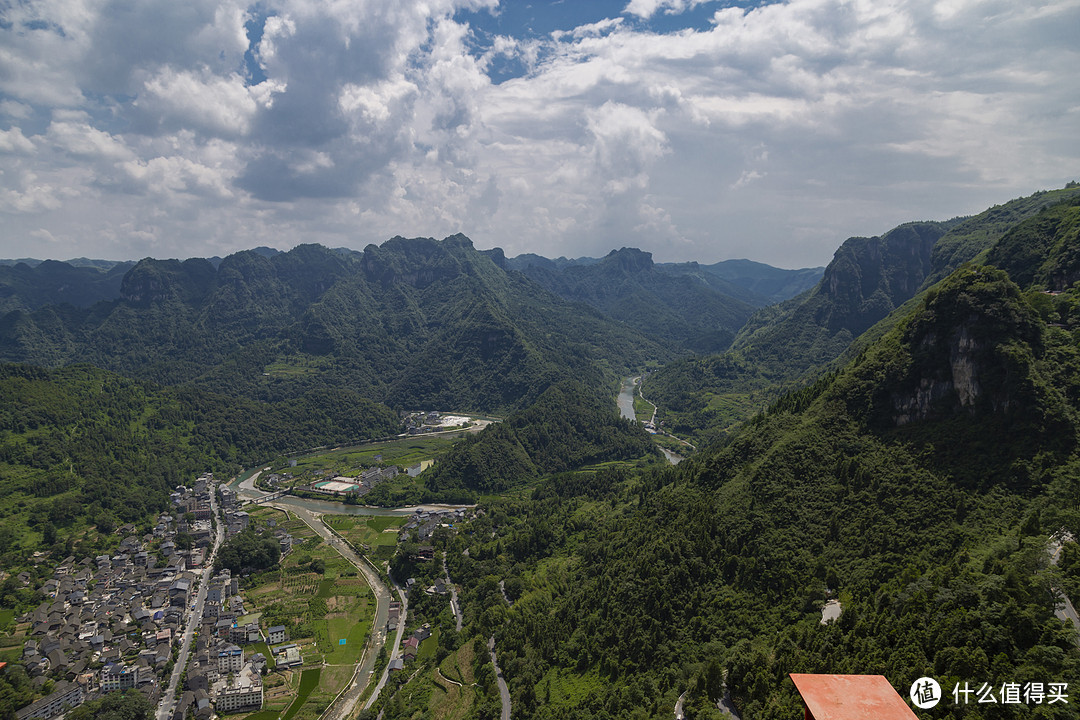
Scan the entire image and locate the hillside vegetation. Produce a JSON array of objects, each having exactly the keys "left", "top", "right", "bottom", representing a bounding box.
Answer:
[
  {"left": 447, "top": 261, "right": 1080, "bottom": 720},
  {"left": 0, "top": 363, "right": 399, "bottom": 568},
  {"left": 645, "top": 185, "right": 1080, "bottom": 443}
]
